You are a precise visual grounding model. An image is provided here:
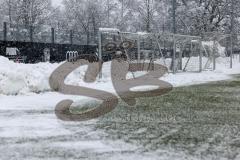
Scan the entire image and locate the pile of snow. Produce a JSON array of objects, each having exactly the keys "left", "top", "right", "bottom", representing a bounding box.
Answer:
[
  {"left": 0, "top": 55, "right": 240, "bottom": 96},
  {"left": 0, "top": 56, "right": 111, "bottom": 95},
  {"left": 137, "top": 32, "right": 149, "bottom": 36},
  {"left": 0, "top": 56, "right": 58, "bottom": 95},
  {"left": 99, "top": 28, "right": 120, "bottom": 33}
]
